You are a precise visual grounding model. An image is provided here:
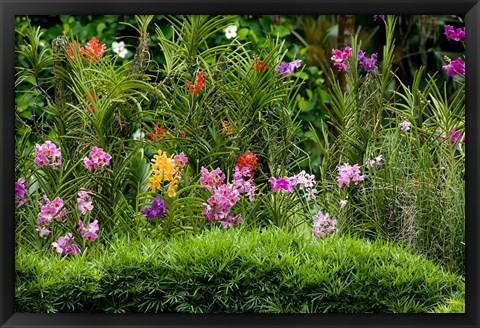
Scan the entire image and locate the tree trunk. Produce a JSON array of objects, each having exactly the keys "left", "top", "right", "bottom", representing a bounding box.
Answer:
[{"left": 337, "top": 15, "right": 355, "bottom": 92}]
